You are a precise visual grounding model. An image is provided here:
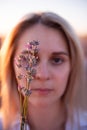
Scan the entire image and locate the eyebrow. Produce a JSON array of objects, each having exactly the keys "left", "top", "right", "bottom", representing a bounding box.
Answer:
[{"left": 52, "top": 52, "right": 69, "bottom": 56}]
